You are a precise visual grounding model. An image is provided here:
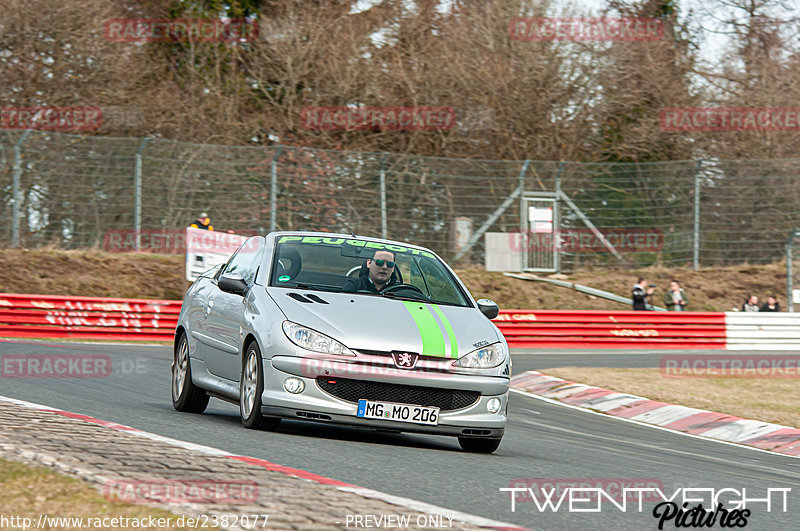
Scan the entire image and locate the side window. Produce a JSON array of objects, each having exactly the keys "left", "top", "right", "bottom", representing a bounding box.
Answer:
[{"left": 221, "top": 237, "right": 265, "bottom": 285}]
